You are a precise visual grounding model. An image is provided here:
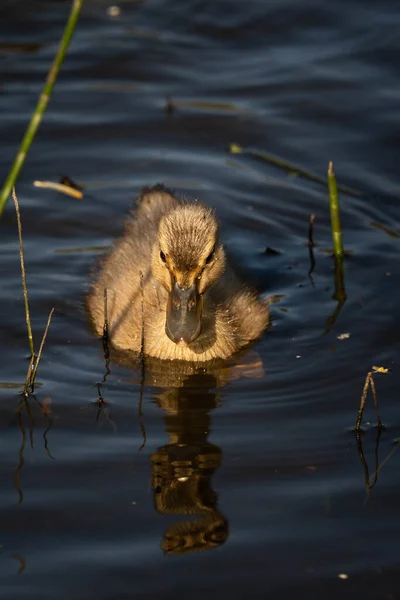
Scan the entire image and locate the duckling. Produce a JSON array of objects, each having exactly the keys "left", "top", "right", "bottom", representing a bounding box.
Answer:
[{"left": 87, "top": 185, "right": 270, "bottom": 362}]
